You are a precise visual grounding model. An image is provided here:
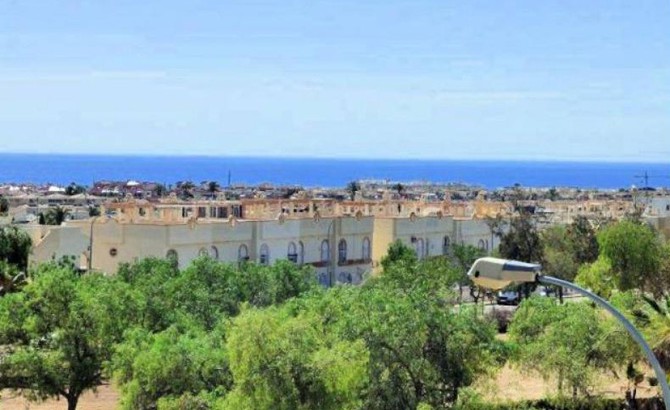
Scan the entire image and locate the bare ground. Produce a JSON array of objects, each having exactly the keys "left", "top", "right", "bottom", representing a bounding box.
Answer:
[{"left": 1, "top": 367, "right": 661, "bottom": 409}]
